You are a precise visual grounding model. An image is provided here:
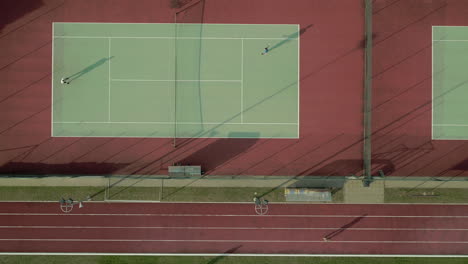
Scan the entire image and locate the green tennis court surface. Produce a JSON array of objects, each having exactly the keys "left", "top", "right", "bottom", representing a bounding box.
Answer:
[
  {"left": 52, "top": 23, "right": 299, "bottom": 138},
  {"left": 432, "top": 26, "right": 468, "bottom": 140}
]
